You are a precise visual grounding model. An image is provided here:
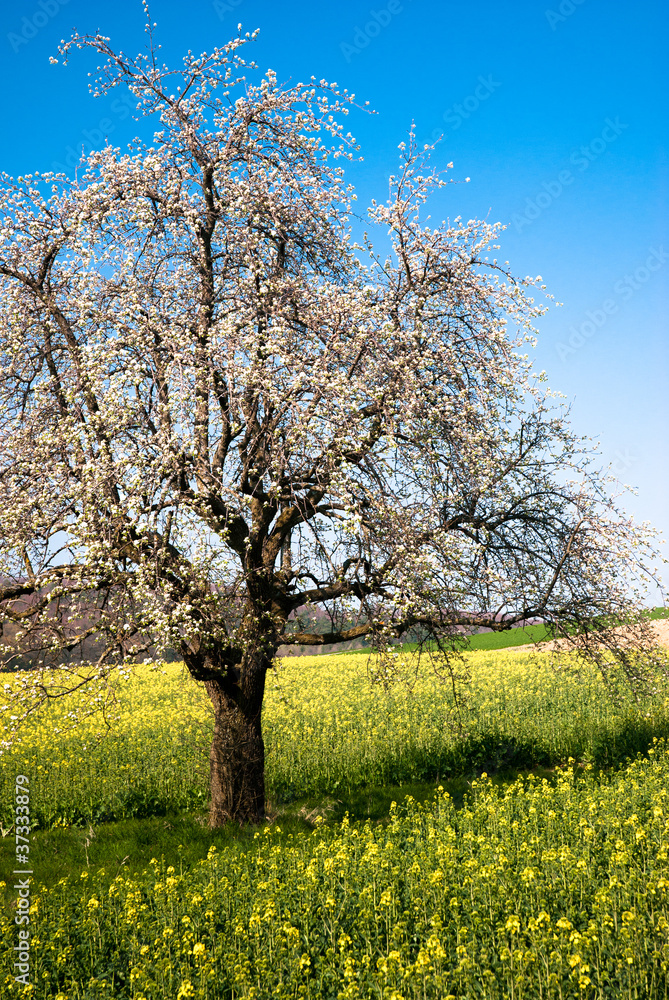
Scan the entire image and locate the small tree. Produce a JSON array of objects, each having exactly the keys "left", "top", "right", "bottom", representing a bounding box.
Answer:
[{"left": 0, "top": 24, "right": 663, "bottom": 824}]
